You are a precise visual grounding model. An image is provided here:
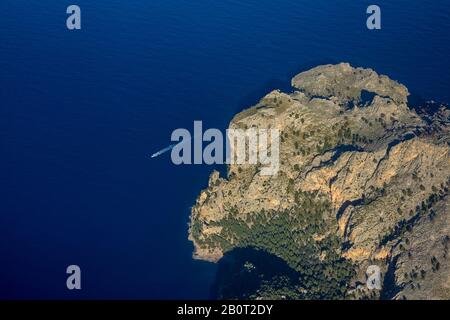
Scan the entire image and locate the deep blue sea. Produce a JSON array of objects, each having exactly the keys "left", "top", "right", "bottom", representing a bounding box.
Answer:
[{"left": 1, "top": 1, "right": 449, "bottom": 299}]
